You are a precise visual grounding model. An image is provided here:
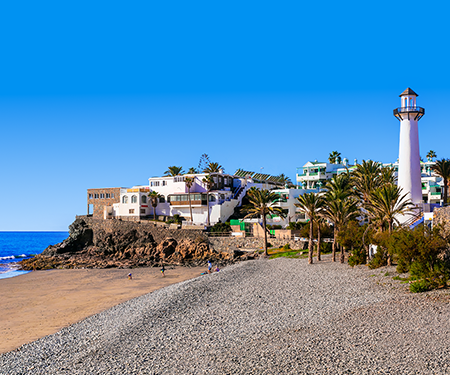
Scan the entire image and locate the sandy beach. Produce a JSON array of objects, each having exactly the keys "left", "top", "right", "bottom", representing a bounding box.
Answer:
[{"left": 0, "top": 266, "right": 203, "bottom": 353}]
